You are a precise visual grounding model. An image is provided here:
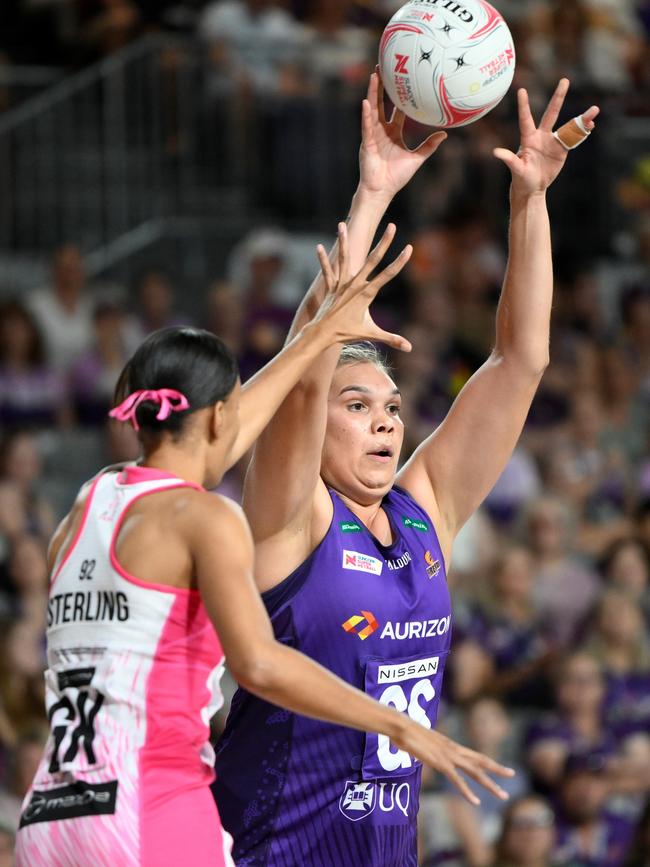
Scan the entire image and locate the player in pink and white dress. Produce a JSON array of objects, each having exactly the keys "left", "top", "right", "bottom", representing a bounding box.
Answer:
[{"left": 16, "top": 235, "right": 512, "bottom": 867}]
